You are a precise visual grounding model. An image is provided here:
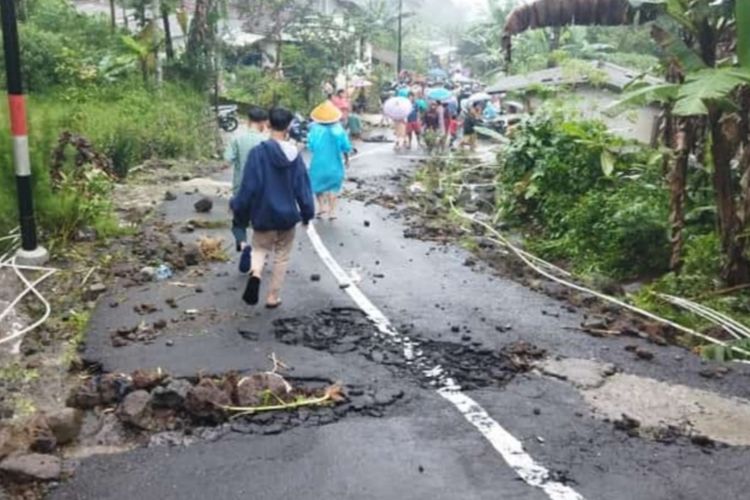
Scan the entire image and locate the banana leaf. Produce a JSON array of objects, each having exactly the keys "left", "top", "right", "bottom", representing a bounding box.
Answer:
[{"left": 738, "top": 0, "right": 750, "bottom": 68}]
